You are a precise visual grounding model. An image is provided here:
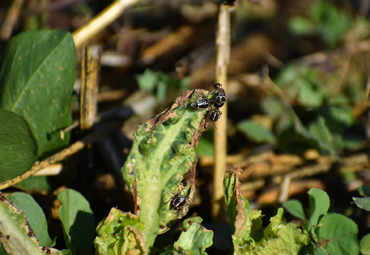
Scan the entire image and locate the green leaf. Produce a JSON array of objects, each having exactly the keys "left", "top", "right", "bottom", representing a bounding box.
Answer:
[
  {"left": 289, "top": 16, "right": 317, "bottom": 36},
  {"left": 196, "top": 132, "right": 213, "bottom": 157},
  {"left": 0, "top": 109, "right": 37, "bottom": 182},
  {"left": 157, "top": 80, "right": 167, "bottom": 103},
  {"left": 121, "top": 89, "right": 219, "bottom": 249},
  {"left": 259, "top": 208, "right": 309, "bottom": 254},
  {"left": 61, "top": 249, "right": 73, "bottom": 255},
  {"left": 358, "top": 185, "right": 370, "bottom": 196},
  {"left": 0, "top": 30, "right": 76, "bottom": 157},
  {"left": 274, "top": 64, "right": 324, "bottom": 107},
  {"left": 0, "top": 193, "right": 41, "bottom": 255},
  {"left": 352, "top": 197, "right": 370, "bottom": 211},
  {"left": 162, "top": 217, "right": 213, "bottom": 255},
  {"left": 283, "top": 199, "right": 306, "bottom": 220},
  {"left": 0, "top": 192, "right": 64, "bottom": 255},
  {"left": 318, "top": 106, "right": 353, "bottom": 135},
  {"left": 315, "top": 213, "right": 359, "bottom": 255},
  {"left": 342, "top": 133, "right": 362, "bottom": 150},
  {"left": 0, "top": 247, "right": 8, "bottom": 255},
  {"left": 94, "top": 208, "right": 147, "bottom": 255},
  {"left": 307, "top": 188, "right": 330, "bottom": 232},
  {"left": 277, "top": 101, "right": 338, "bottom": 158},
  {"left": 42, "top": 95, "right": 73, "bottom": 154},
  {"left": 8, "top": 192, "right": 54, "bottom": 247},
  {"left": 136, "top": 69, "right": 187, "bottom": 103},
  {"left": 237, "top": 120, "right": 276, "bottom": 143},
  {"left": 16, "top": 176, "right": 63, "bottom": 192},
  {"left": 261, "top": 96, "right": 284, "bottom": 119},
  {"left": 58, "top": 189, "right": 95, "bottom": 254},
  {"left": 360, "top": 234, "right": 370, "bottom": 255},
  {"left": 298, "top": 80, "right": 323, "bottom": 107},
  {"left": 308, "top": 116, "right": 334, "bottom": 150},
  {"left": 136, "top": 68, "right": 160, "bottom": 92},
  {"left": 310, "top": 1, "right": 352, "bottom": 48},
  {"left": 327, "top": 94, "right": 350, "bottom": 105},
  {"left": 223, "top": 169, "right": 309, "bottom": 254}
]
